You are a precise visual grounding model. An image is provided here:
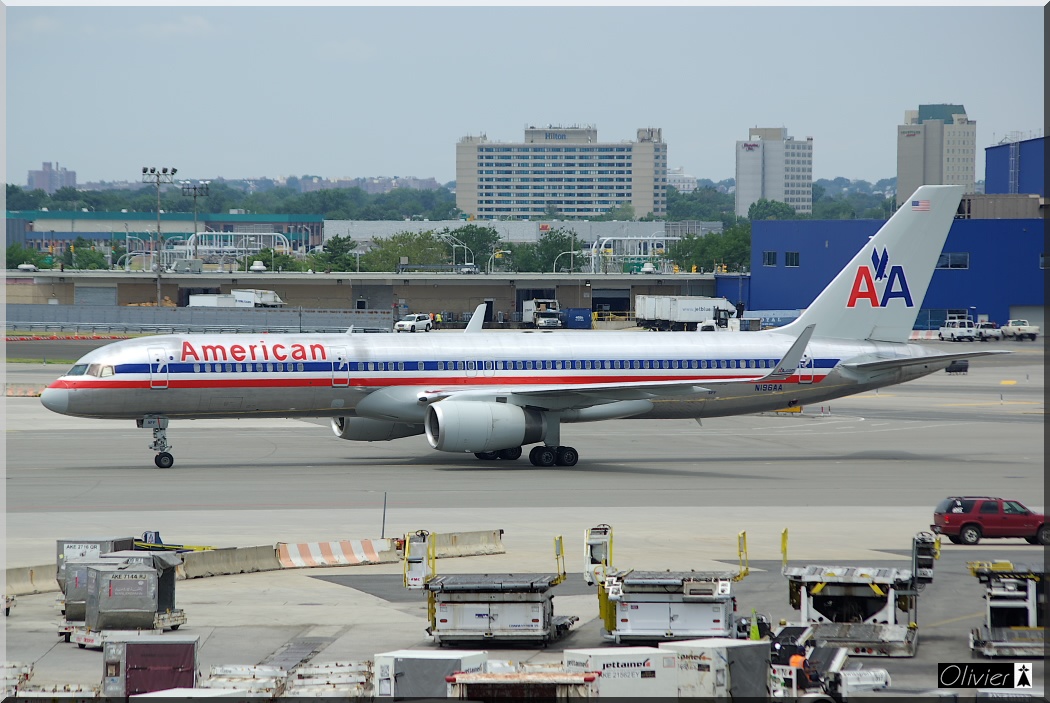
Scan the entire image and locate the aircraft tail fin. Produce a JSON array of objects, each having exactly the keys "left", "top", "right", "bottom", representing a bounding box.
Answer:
[
  {"left": 464, "top": 303, "right": 488, "bottom": 333},
  {"left": 779, "top": 184, "right": 963, "bottom": 343}
]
